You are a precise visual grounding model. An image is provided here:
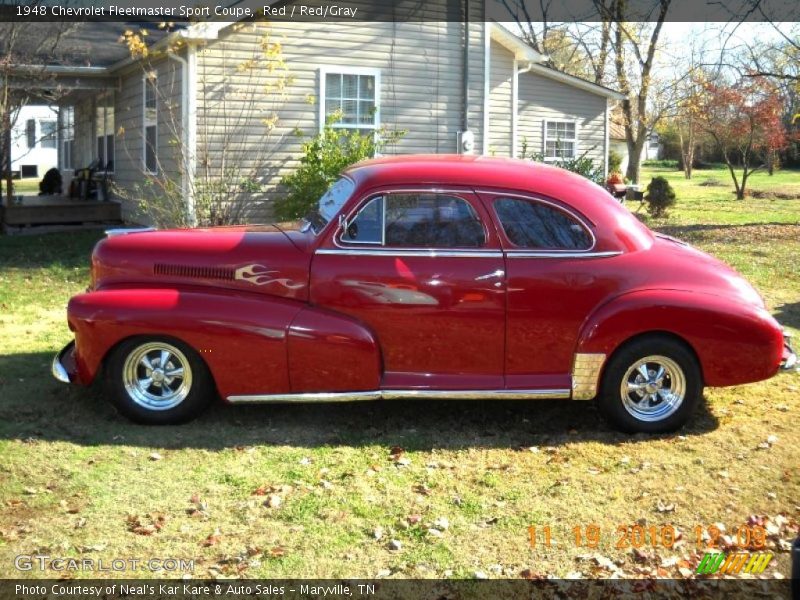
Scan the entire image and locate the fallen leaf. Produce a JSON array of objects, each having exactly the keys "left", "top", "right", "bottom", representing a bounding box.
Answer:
[
  {"left": 387, "top": 539, "right": 402, "bottom": 551},
  {"left": 433, "top": 516, "right": 449, "bottom": 530},
  {"left": 149, "top": 452, "right": 163, "bottom": 461},
  {"left": 268, "top": 546, "right": 285, "bottom": 557},
  {"left": 202, "top": 531, "right": 221, "bottom": 547}
]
